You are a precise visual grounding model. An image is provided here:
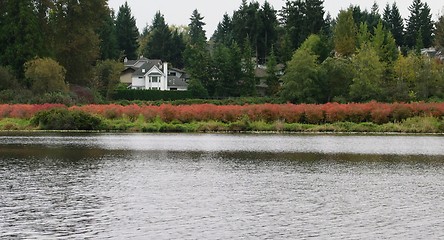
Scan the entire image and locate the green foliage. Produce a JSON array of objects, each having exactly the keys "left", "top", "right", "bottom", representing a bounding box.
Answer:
[
  {"left": 240, "top": 38, "right": 256, "bottom": 96},
  {"left": 53, "top": 0, "right": 107, "bottom": 86},
  {"left": 112, "top": 90, "right": 192, "bottom": 101},
  {"left": 24, "top": 58, "right": 68, "bottom": 95},
  {"left": 116, "top": 2, "right": 139, "bottom": 59},
  {"left": 0, "top": 0, "right": 44, "bottom": 81},
  {"left": 299, "top": 34, "right": 332, "bottom": 62},
  {"left": 187, "top": 79, "right": 209, "bottom": 99},
  {"left": 434, "top": 15, "right": 444, "bottom": 49},
  {"left": 31, "top": 108, "right": 103, "bottom": 130},
  {"left": 0, "top": 66, "right": 20, "bottom": 91},
  {"left": 265, "top": 48, "right": 280, "bottom": 96},
  {"left": 322, "top": 57, "right": 353, "bottom": 102},
  {"left": 405, "top": 0, "right": 434, "bottom": 48},
  {"left": 188, "top": 9, "right": 207, "bottom": 45},
  {"left": 281, "top": 0, "right": 326, "bottom": 52},
  {"left": 350, "top": 45, "right": 385, "bottom": 102},
  {"left": 99, "top": 9, "right": 120, "bottom": 60},
  {"left": 93, "top": 60, "right": 124, "bottom": 100},
  {"left": 334, "top": 9, "right": 357, "bottom": 57},
  {"left": 212, "top": 42, "right": 243, "bottom": 97},
  {"left": 280, "top": 48, "right": 324, "bottom": 103},
  {"left": 141, "top": 12, "right": 186, "bottom": 68},
  {"left": 383, "top": 3, "right": 405, "bottom": 46}
]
